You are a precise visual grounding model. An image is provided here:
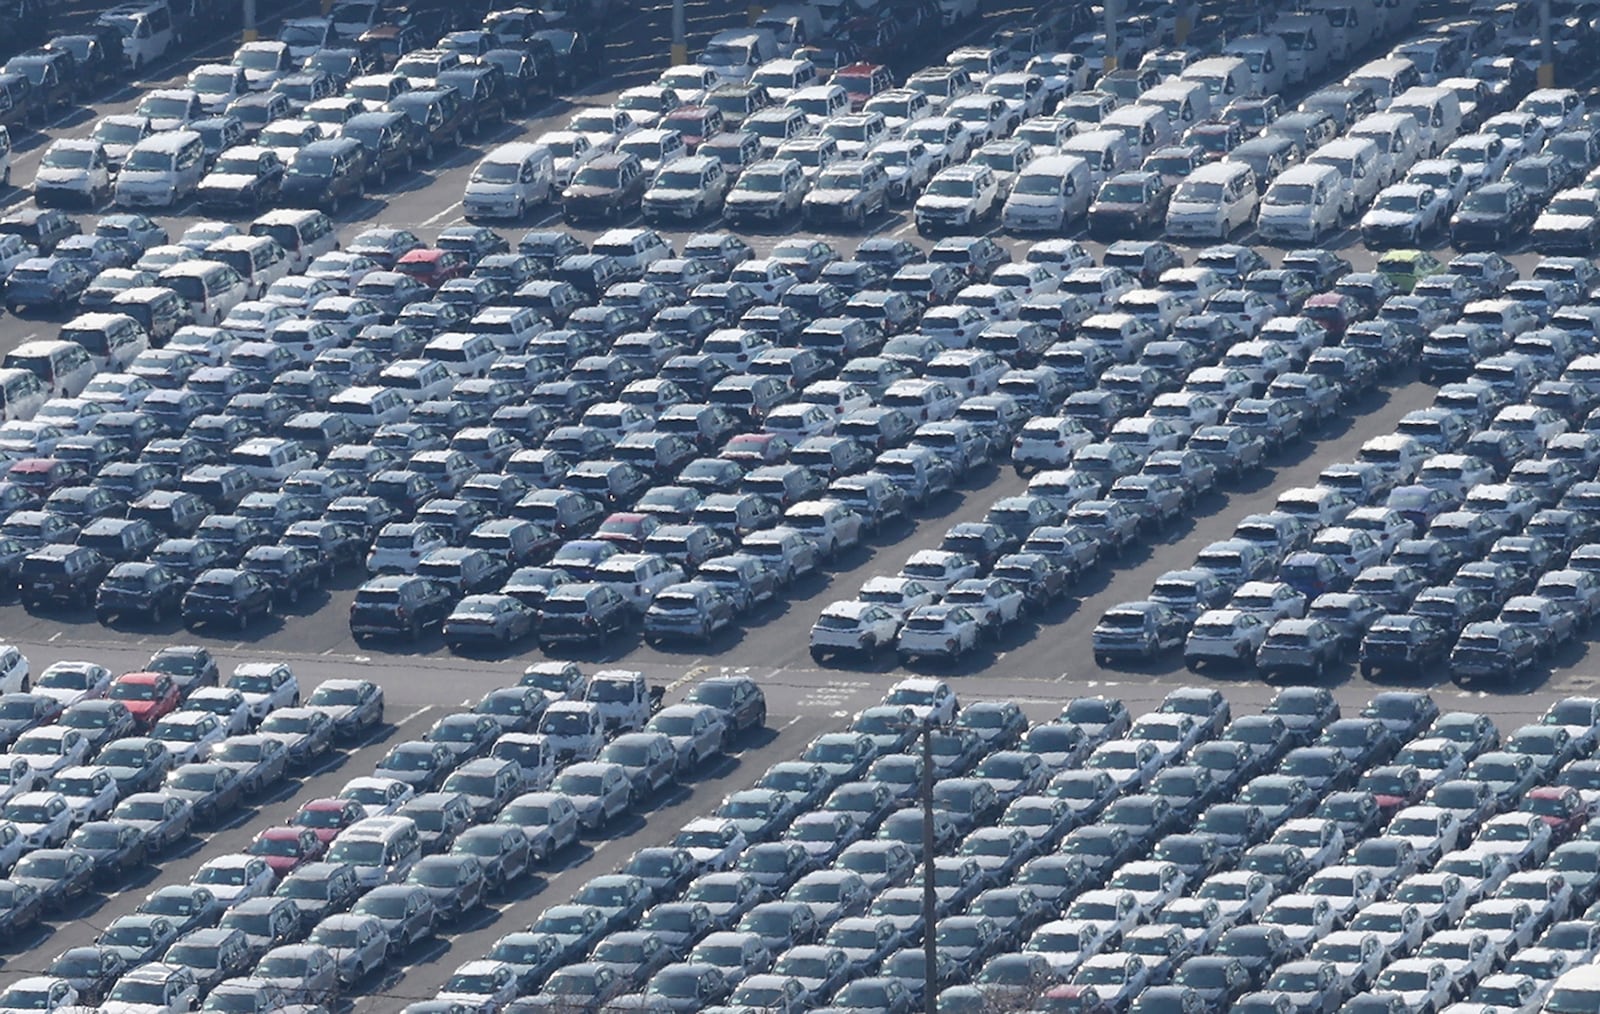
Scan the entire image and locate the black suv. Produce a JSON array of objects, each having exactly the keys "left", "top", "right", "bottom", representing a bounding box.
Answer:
[
  {"left": 340, "top": 110, "right": 425, "bottom": 186},
  {"left": 241, "top": 545, "right": 324, "bottom": 606},
  {"left": 349, "top": 574, "right": 454, "bottom": 642},
  {"left": 19, "top": 544, "right": 111, "bottom": 609},
  {"left": 95, "top": 561, "right": 185, "bottom": 624},
  {"left": 280, "top": 138, "right": 371, "bottom": 211},
  {"left": 181, "top": 568, "right": 274, "bottom": 631}
]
